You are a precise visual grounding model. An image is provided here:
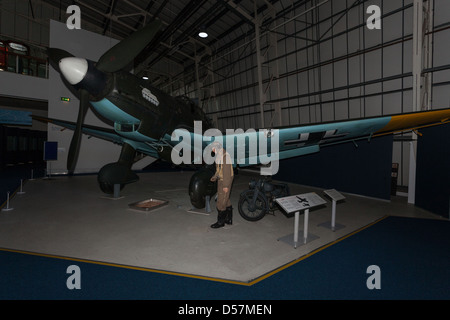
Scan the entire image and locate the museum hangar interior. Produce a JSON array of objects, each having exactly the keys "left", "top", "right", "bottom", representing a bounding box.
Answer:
[{"left": 0, "top": 0, "right": 449, "bottom": 299}]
